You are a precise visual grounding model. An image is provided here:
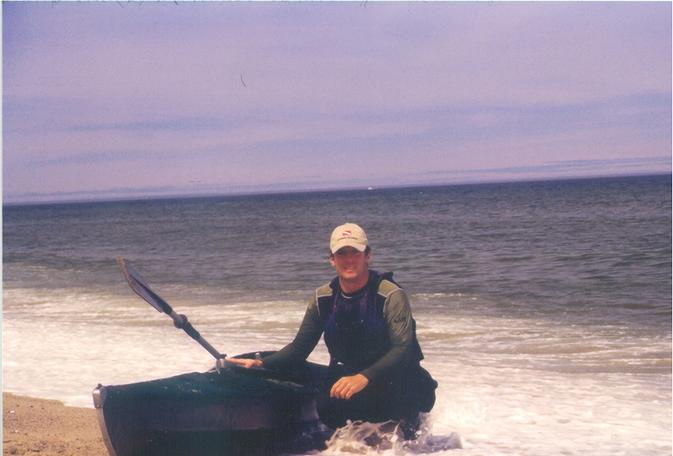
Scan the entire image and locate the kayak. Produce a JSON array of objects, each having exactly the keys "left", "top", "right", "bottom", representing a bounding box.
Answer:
[{"left": 93, "top": 352, "right": 330, "bottom": 456}]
